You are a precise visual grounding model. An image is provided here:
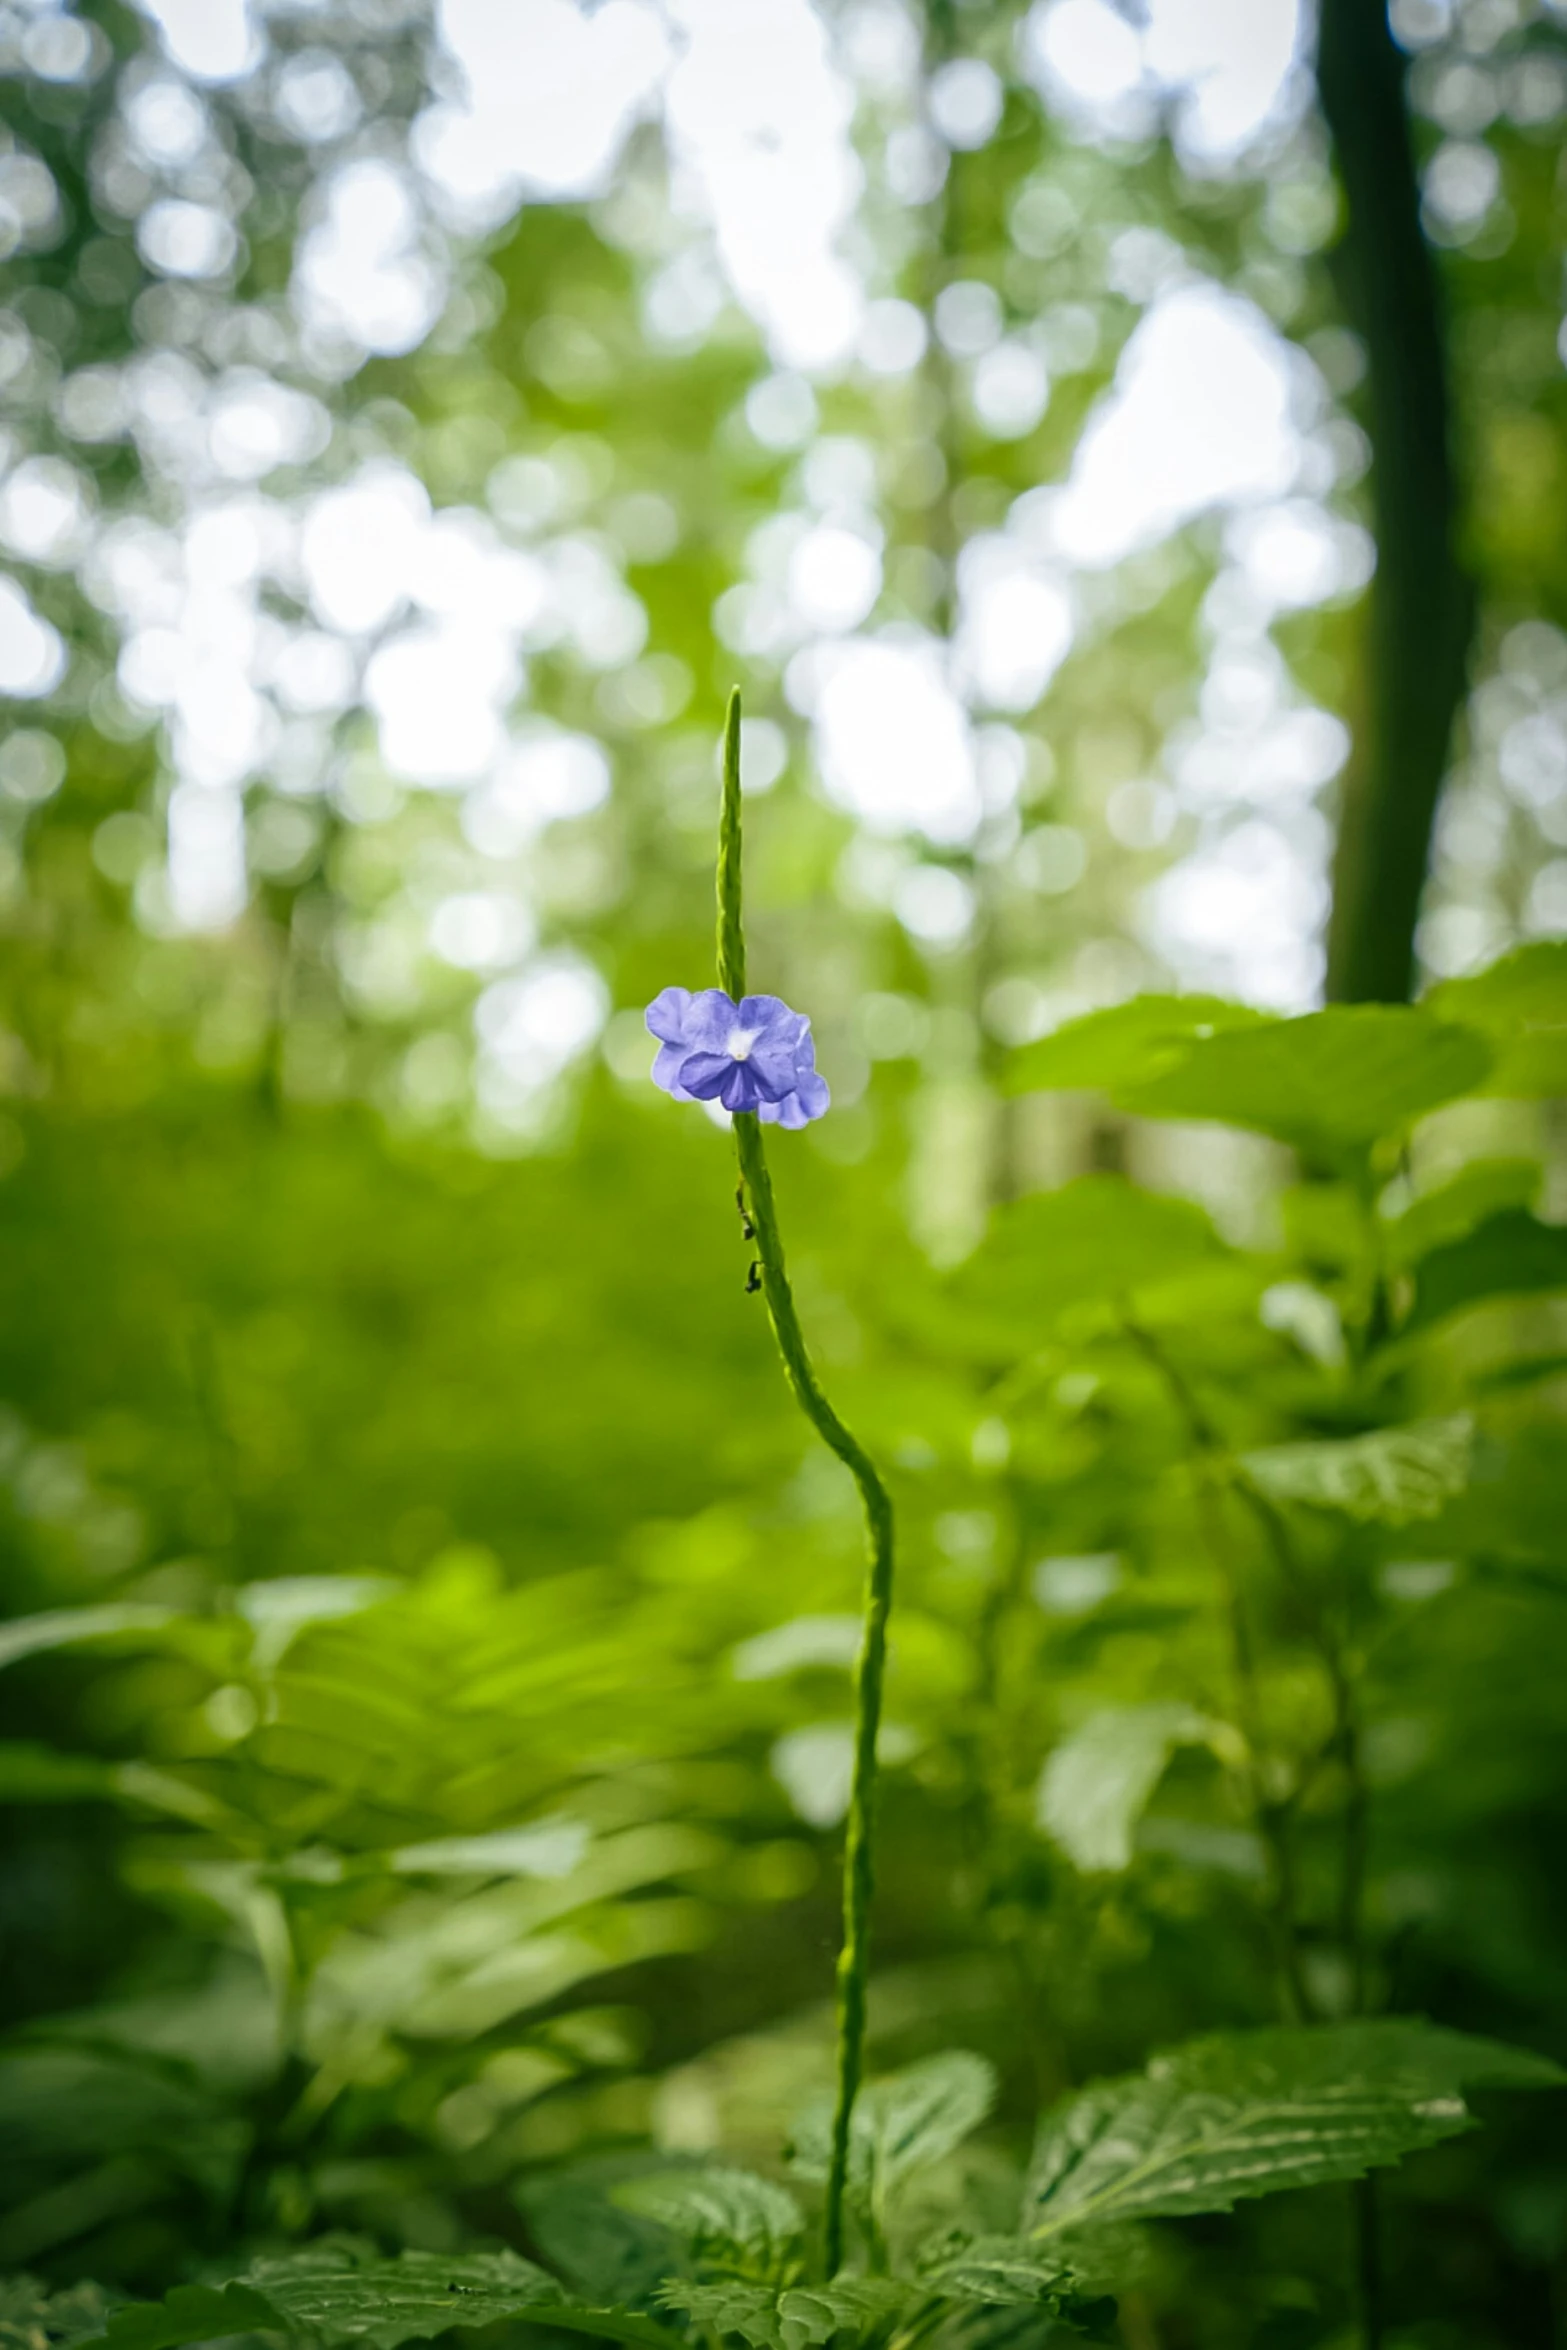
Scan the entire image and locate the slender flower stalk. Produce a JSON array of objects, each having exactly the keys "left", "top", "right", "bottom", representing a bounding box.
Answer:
[{"left": 715, "top": 690, "right": 897, "bottom": 2280}]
